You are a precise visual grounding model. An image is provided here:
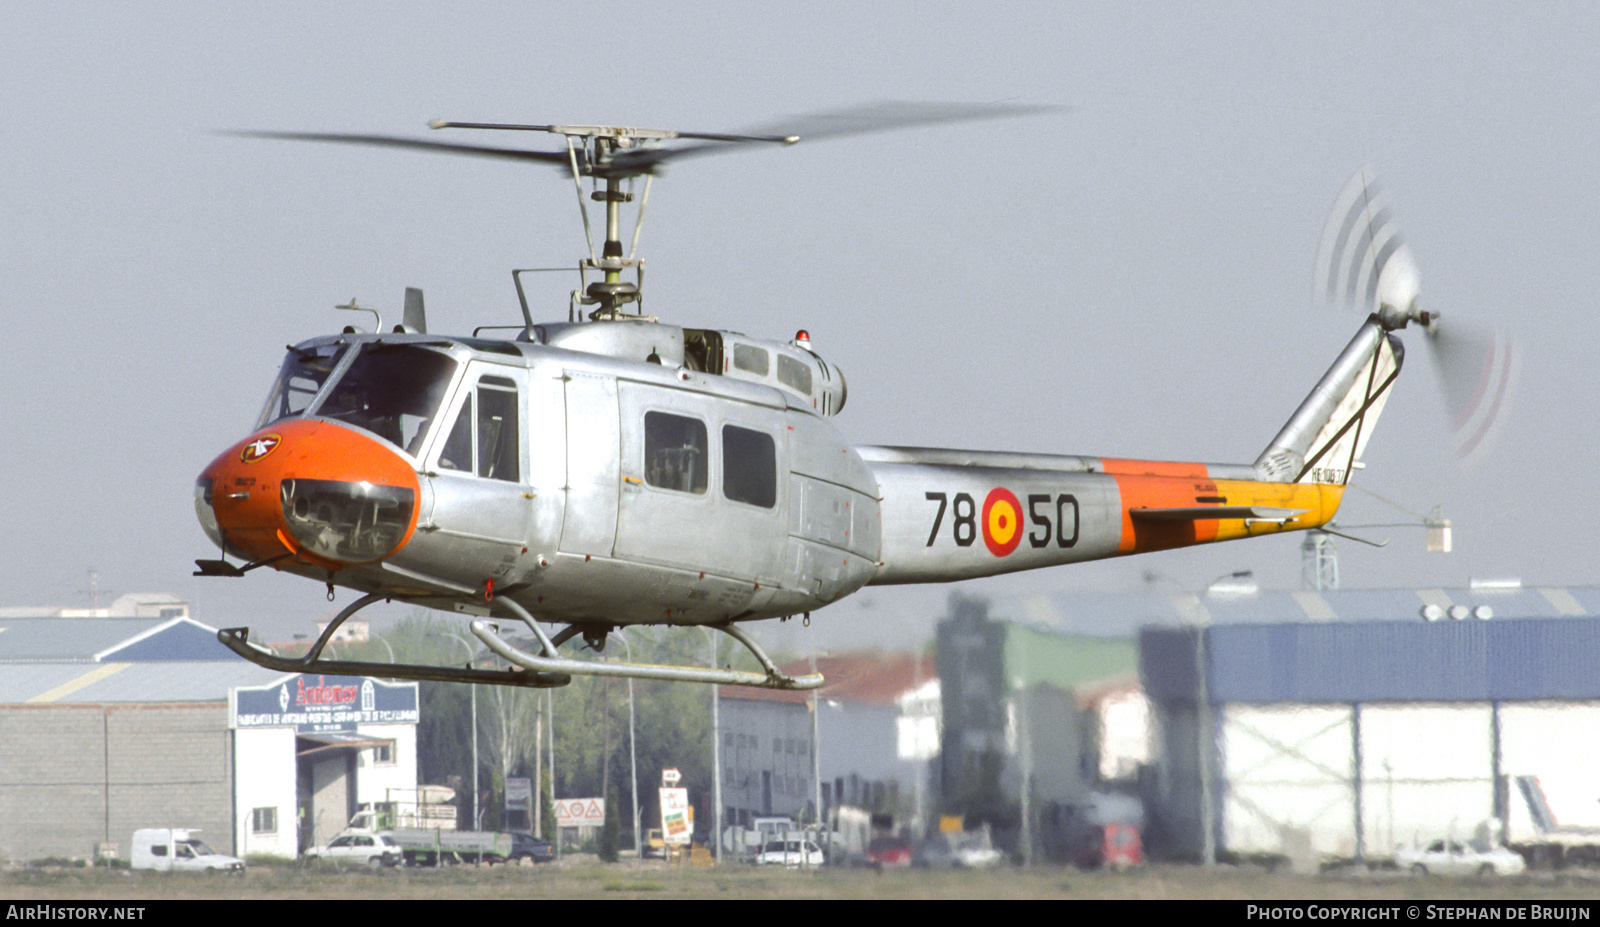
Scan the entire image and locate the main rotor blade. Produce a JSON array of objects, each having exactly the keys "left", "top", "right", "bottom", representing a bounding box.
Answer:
[
  {"left": 229, "top": 130, "right": 570, "bottom": 168},
  {"left": 757, "top": 100, "right": 1064, "bottom": 143},
  {"left": 238, "top": 102, "right": 1059, "bottom": 179}
]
